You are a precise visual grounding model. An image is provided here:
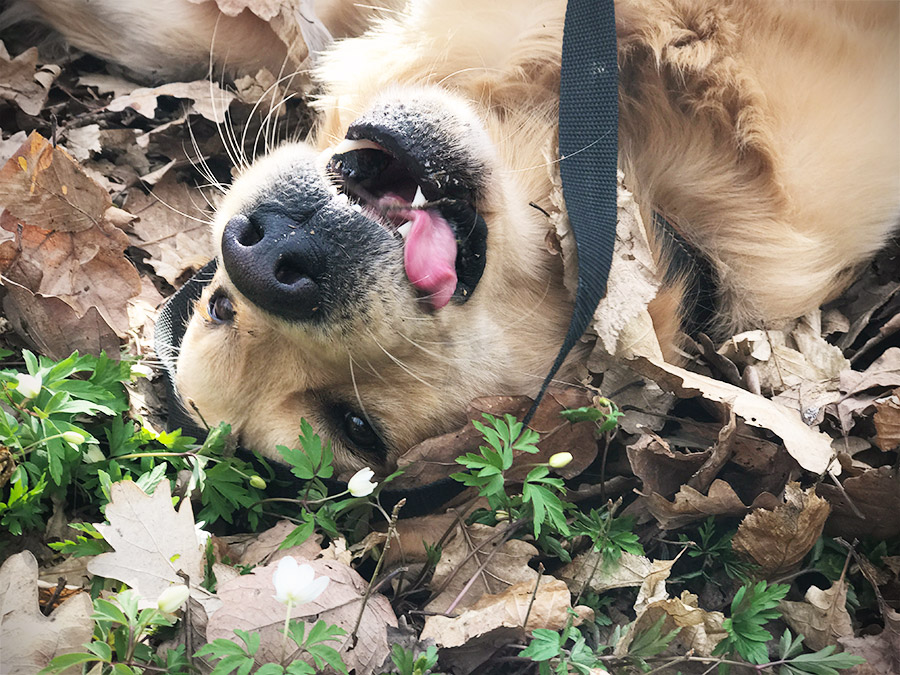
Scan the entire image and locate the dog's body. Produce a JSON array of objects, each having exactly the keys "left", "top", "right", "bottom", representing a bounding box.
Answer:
[{"left": 20, "top": 0, "right": 900, "bottom": 474}]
